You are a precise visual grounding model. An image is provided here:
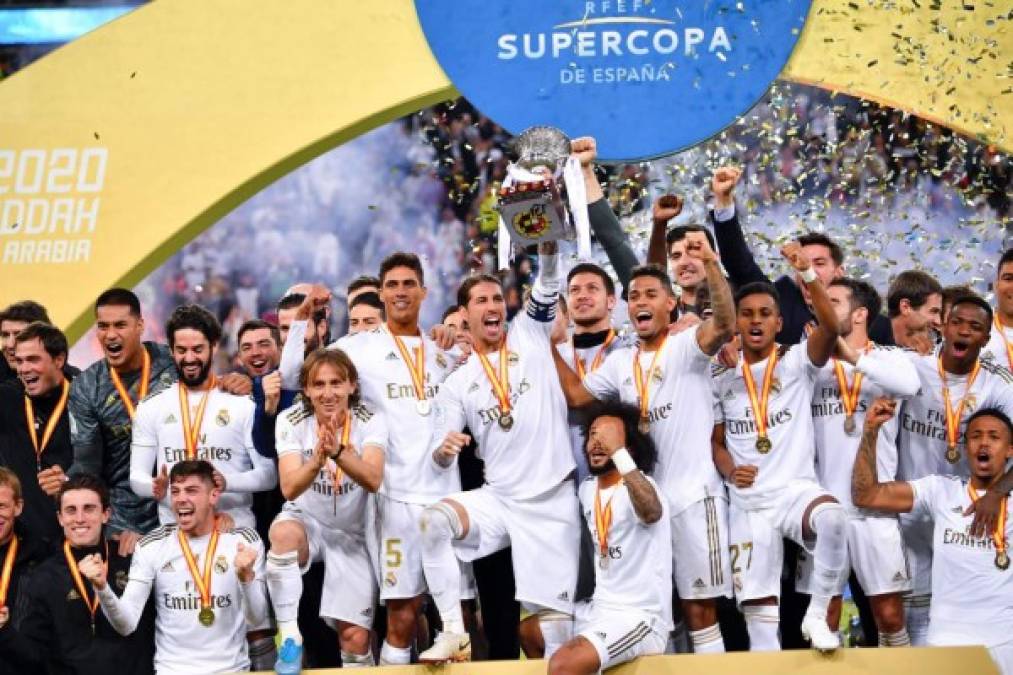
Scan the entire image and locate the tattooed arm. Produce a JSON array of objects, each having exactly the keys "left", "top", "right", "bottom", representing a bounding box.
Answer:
[
  {"left": 624, "top": 468, "right": 664, "bottom": 525},
  {"left": 693, "top": 232, "right": 735, "bottom": 356},
  {"left": 595, "top": 415, "right": 664, "bottom": 524},
  {"left": 851, "top": 397, "right": 914, "bottom": 512}
]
